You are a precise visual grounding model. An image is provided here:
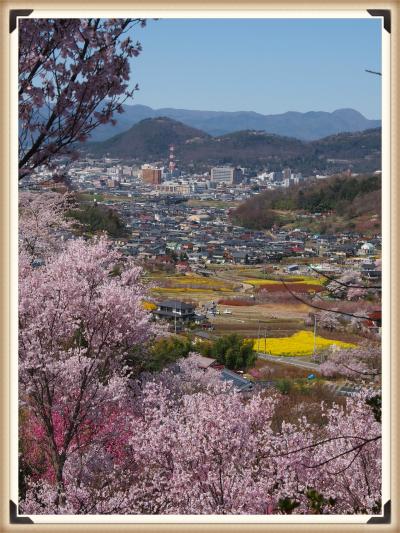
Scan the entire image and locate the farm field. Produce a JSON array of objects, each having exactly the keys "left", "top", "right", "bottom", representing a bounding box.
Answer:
[
  {"left": 144, "top": 267, "right": 367, "bottom": 344},
  {"left": 201, "top": 265, "right": 325, "bottom": 286},
  {"left": 148, "top": 272, "right": 238, "bottom": 304},
  {"left": 150, "top": 273, "right": 238, "bottom": 290},
  {"left": 209, "top": 302, "right": 309, "bottom": 335},
  {"left": 146, "top": 271, "right": 238, "bottom": 304},
  {"left": 142, "top": 300, "right": 157, "bottom": 311},
  {"left": 76, "top": 192, "right": 132, "bottom": 203},
  {"left": 244, "top": 276, "right": 325, "bottom": 286},
  {"left": 249, "top": 330, "right": 356, "bottom": 357},
  {"left": 151, "top": 288, "right": 235, "bottom": 306},
  {"left": 145, "top": 267, "right": 322, "bottom": 335}
]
